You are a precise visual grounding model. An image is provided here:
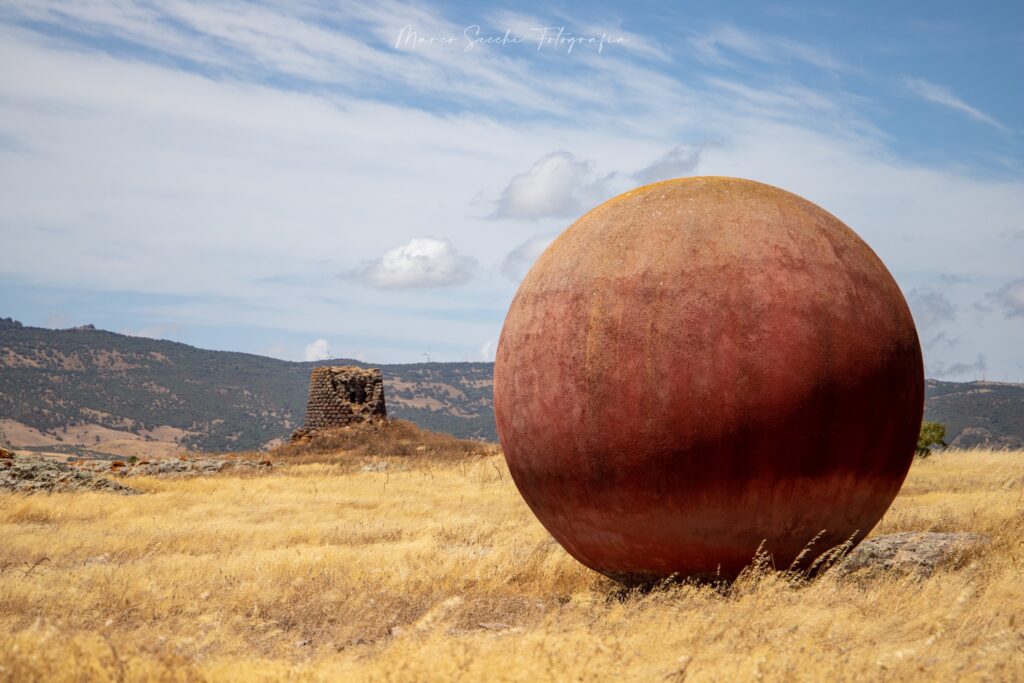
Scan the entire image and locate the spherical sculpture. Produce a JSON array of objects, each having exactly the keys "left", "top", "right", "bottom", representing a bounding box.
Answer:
[{"left": 494, "top": 177, "right": 924, "bottom": 584}]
